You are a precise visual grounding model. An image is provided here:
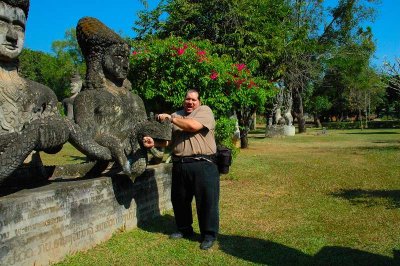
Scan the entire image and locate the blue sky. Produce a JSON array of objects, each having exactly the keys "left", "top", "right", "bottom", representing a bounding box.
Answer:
[
  {"left": 24, "top": 0, "right": 399, "bottom": 68},
  {"left": 25, "top": 0, "right": 151, "bottom": 51}
]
